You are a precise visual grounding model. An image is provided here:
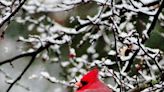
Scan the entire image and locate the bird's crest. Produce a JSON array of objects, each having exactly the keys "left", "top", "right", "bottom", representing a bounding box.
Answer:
[{"left": 81, "top": 68, "right": 99, "bottom": 83}]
